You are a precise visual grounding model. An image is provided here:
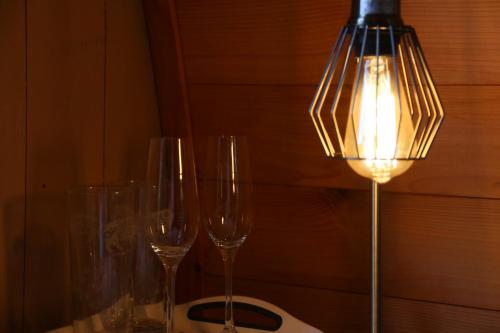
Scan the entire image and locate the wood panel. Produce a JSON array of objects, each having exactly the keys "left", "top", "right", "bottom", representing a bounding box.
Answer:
[
  {"left": 201, "top": 183, "right": 370, "bottom": 294},
  {"left": 179, "top": 0, "right": 500, "bottom": 330},
  {"left": 24, "top": 0, "right": 105, "bottom": 331},
  {"left": 143, "top": 0, "right": 192, "bottom": 137},
  {"left": 202, "top": 184, "right": 500, "bottom": 312},
  {"left": 142, "top": 0, "right": 202, "bottom": 304},
  {"left": 190, "top": 84, "right": 500, "bottom": 199},
  {"left": 203, "top": 275, "right": 369, "bottom": 333},
  {"left": 176, "top": 0, "right": 500, "bottom": 85},
  {"left": 384, "top": 298, "right": 500, "bottom": 333},
  {"left": 204, "top": 275, "right": 500, "bottom": 333},
  {"left": 381, "top": 194, "right": 500, "bottom": 311},
  {"left": 0, "top": 1, "right": 26, "bottom": 332},
  {"left": 105, "top": 0, "right": 160, "bottom": 182}
]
